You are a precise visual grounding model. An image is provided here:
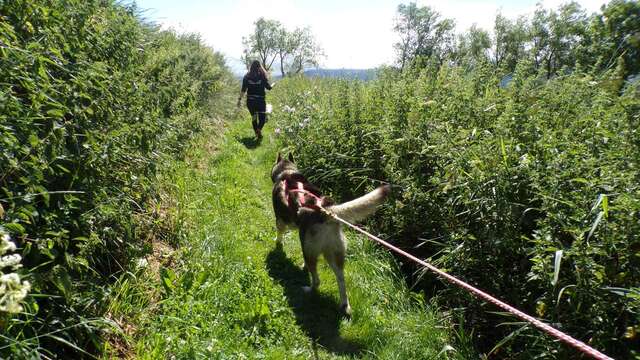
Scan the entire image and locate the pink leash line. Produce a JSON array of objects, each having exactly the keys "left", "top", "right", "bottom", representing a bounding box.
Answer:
[{"left": 319, "top": 208, "right": 614, "bottom": 360}]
